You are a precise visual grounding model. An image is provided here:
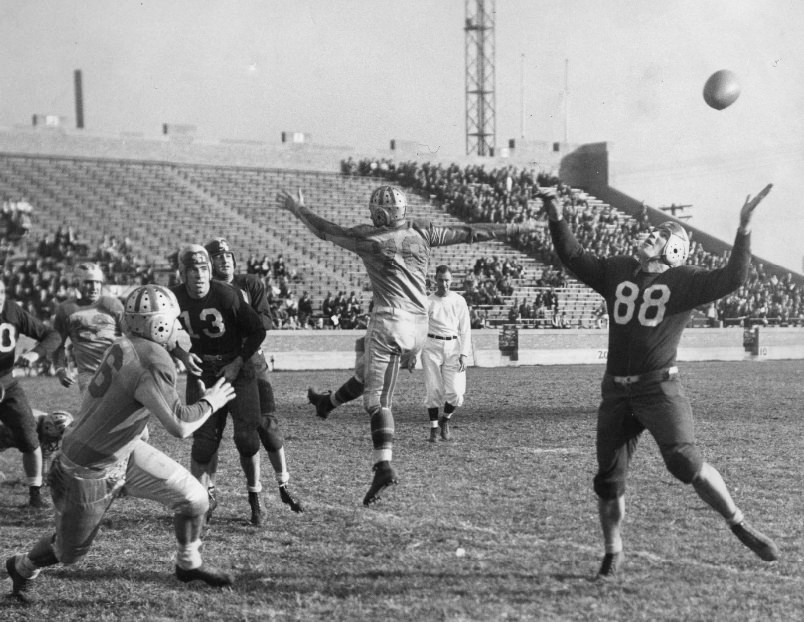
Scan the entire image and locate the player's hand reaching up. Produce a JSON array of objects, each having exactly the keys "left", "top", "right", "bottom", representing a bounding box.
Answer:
[
  {"left": 739, "top": 183, "right": 772, "bottom": 233},
  {"left": 199, "top": 377, "right": 236, "bottom": 413},
  {"left": 536, "top": 187, "right": 563, "bottom": 222},
  {"left": 279, "top": 189, "right": 305, "bottom": 214}
]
